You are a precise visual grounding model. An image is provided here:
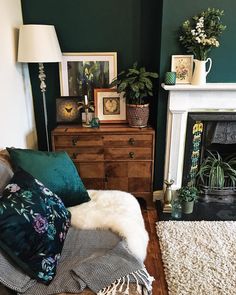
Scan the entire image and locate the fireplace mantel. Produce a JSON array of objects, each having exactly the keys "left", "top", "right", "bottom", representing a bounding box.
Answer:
[
  {"left": 162, "top": 83, "right": 236, "bottom": 191},
  {"left": 162, "top": 83, "right": 236, "bottom": 91}
]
